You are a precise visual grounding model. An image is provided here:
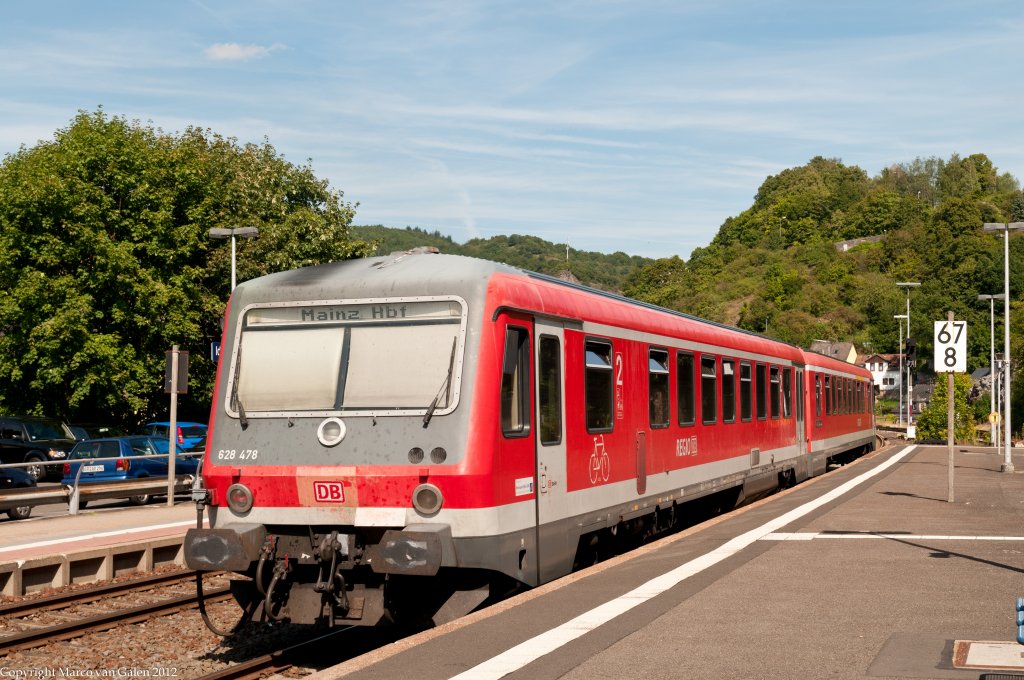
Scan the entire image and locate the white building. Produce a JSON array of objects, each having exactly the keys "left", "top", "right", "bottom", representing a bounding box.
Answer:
[{"left": 857, "top": 353, "right": 901, "bottom": 396}]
